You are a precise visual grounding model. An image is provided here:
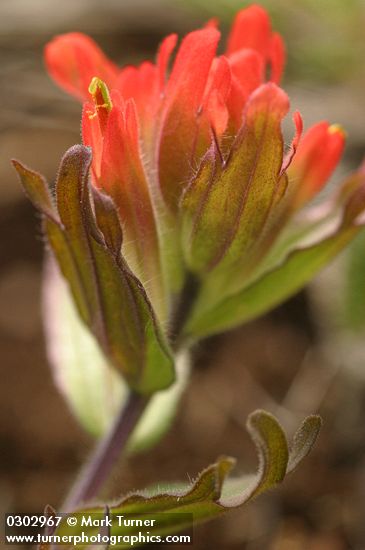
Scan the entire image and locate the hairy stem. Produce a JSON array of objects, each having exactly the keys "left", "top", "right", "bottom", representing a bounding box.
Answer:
[{"left": 62, "top": 391, "right": 148, "bottom": 511}]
